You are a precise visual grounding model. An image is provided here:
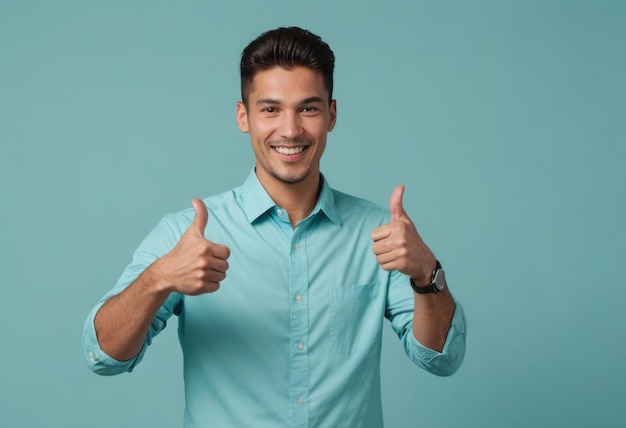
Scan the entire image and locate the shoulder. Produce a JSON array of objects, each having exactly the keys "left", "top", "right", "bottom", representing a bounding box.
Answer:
[
  {"left": 331, "top": 188, "right": 390, "bottom": 227},
  {"left": 163, "top": 186, "right": 243, "bottom": 231}
]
